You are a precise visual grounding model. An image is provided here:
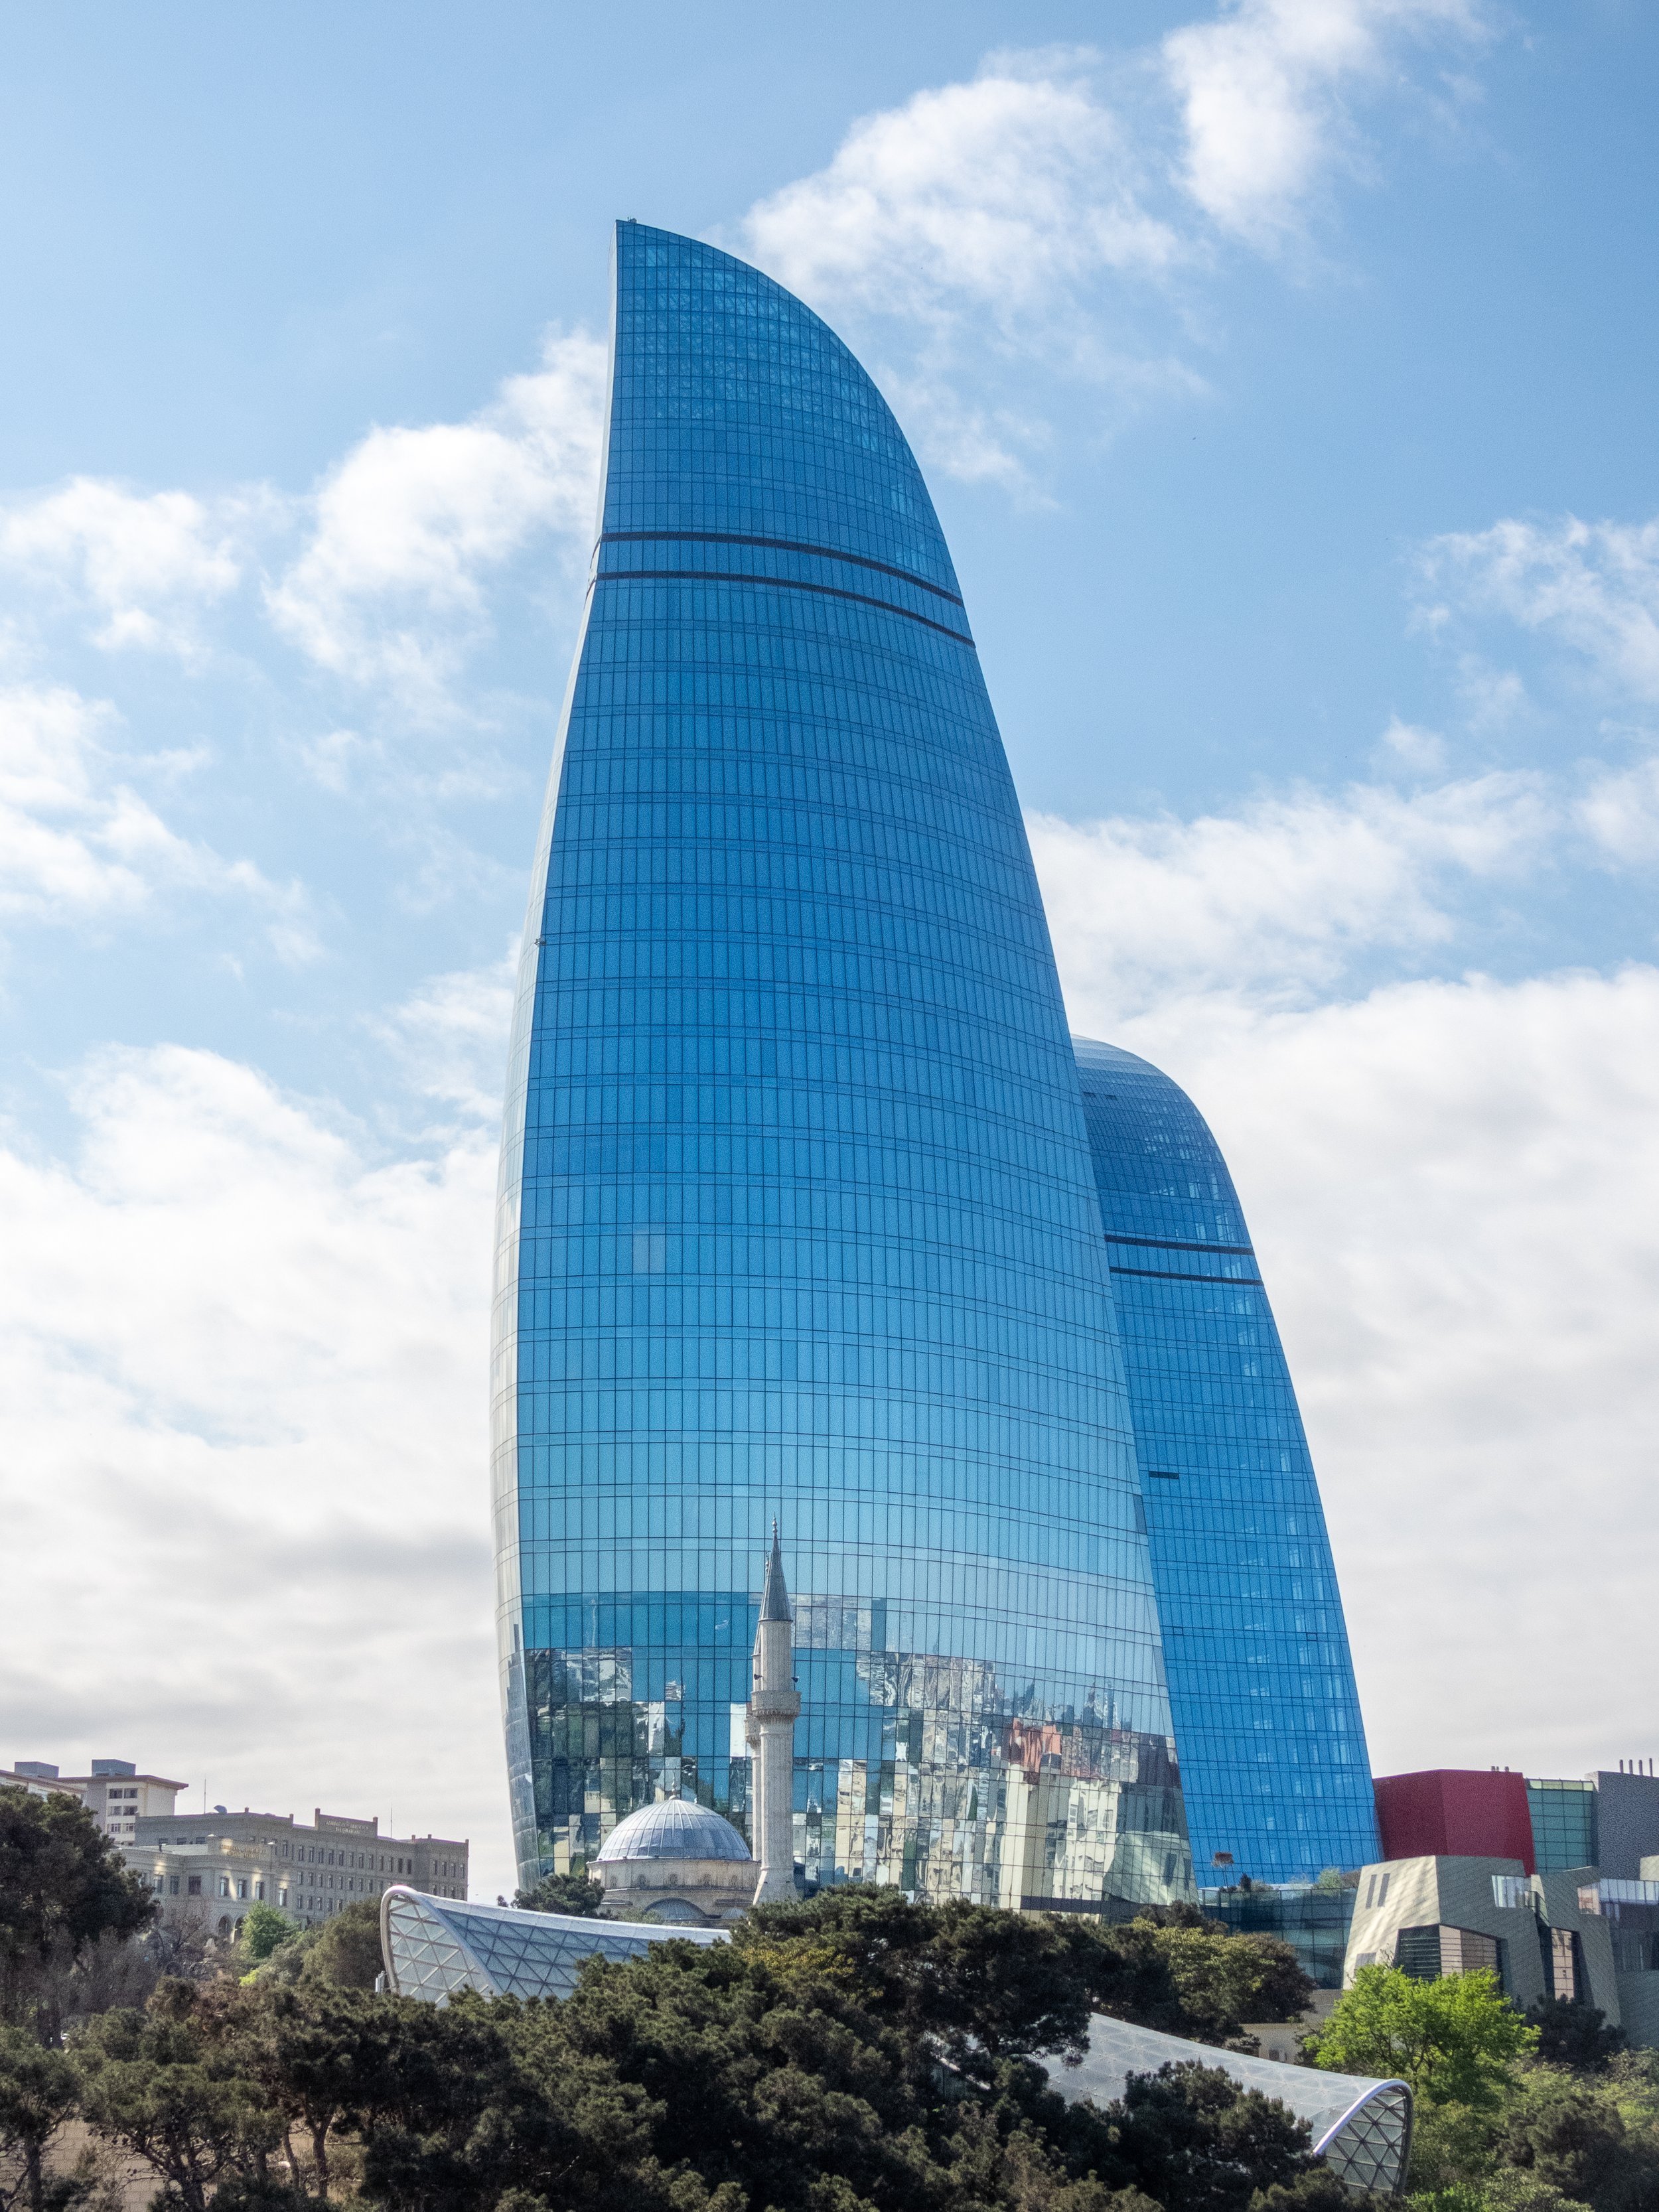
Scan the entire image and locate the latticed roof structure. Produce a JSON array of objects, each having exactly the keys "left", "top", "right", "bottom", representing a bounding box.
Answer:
[
  {"left": 380, "top": 1886, "right": 729, "bottom": 2002},
  {"left": 1049, "top": 2014, "right": 1411, "bottom": 2196}
]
